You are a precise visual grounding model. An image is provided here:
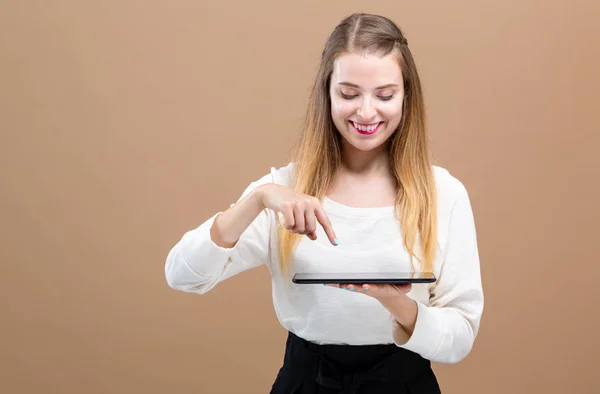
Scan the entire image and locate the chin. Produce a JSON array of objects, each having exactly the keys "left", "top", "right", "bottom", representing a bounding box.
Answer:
[{"left": 346, "top": 137, "right": 389, "bottom": 152}]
